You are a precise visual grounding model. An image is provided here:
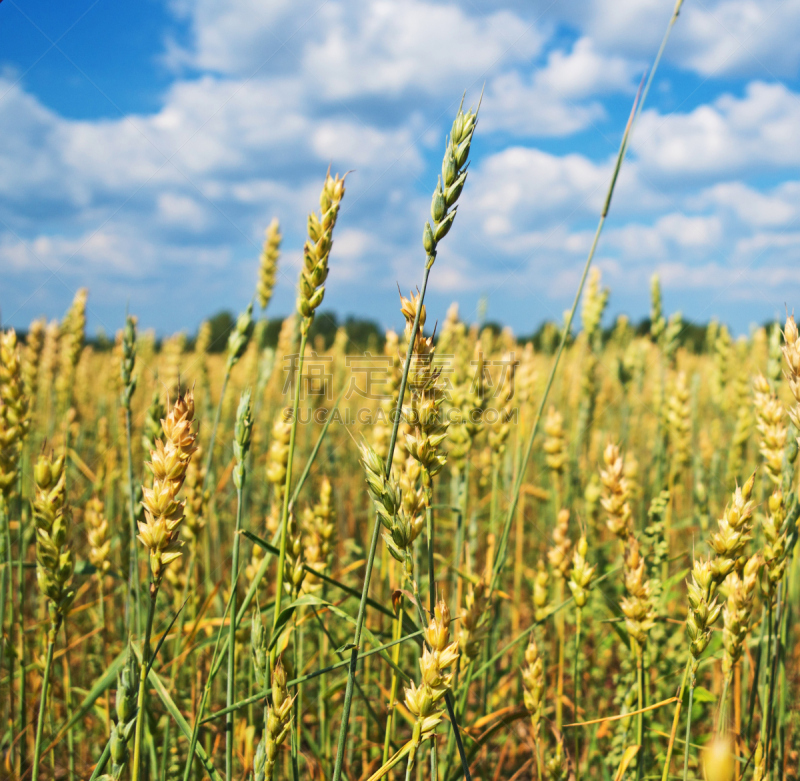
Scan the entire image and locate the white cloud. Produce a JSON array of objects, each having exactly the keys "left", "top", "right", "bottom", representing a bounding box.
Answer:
[
  {"left": 325, "top": 228, "right": 376, "bottom": 281},
  {"left": 734, "top": 229, "right": 800, "bottom": 259},
  {"left": 157, "top": 193, "right": 208, "bottom": 230},
  {"left": 8, "top": 0, "right": 800, "bottom": 334},
  {"left": 536, "top": 37, "right": 637, "bottom": 98},
  {"left": 471, "top": 147, "right": 609, "bottom": 236},
  {"left": 482, "top": 71, "right": 606, "bottom": 136},
  {"left": 478, "top": 37, "right": 639, "bottom": 136},
  {"left": 544, "top": 0, "right": 678, "bottom": 58},
  {"left": 428, "top": 251, "right": 491, "bottom": 293},
  {"left": 302, "top": 1, "right": 542, "bottom": 99},
  {"left": 310, "top": 120, "right": 423, "bottom": 171},
  {"left": 691, "top": 181, "right": 799, "bottom": 227},
  {"left": 165, "top": 0, "right": 310, "bottom": 74},
  {"left": 1, "top": 226, "right": 239, "bottom": 334},
  {"left": 546, "top": 0, "right": 800, "bottom": 79},
  {"left": 467, "top": 144, "right": 662, "bottom": 246},
  {"left": 657, "top": 212, "right": 723, "bottom": 247},
  {"left": 1, "top": 228, "right": 230, "bottom": 281},
  {"left": 0, "top": 70, "right": 425, "bottom": 242},
  {"left": 654, "top": 259, "right": 800, "bottom": 295},
  {"left": 633, "top": 81, "right": 800, "bottom": 178},
  {"left": 183, "top": 0, "right": 794, "bottom": 90},
  {"left": 677, "top": 0, "right": 800, "bottom": 78},
  {"left": 606, "top": 213, "right": 723, "bottom": 260},
  {"left": 0, "top": 80, "right": 85, "bottom": 207},
  {"left": 171, "top": 0, "right": 544, "bottom": 96},
  {"left": 0, "top": 232, "right": 34, "bottom": 272}
]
